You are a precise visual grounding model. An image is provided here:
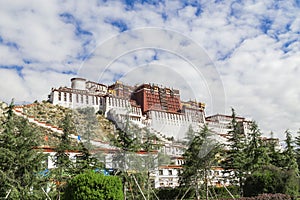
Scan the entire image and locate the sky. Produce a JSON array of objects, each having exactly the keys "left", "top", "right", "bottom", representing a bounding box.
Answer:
[{"left": 0, "top": 0, "right": 299, "bottom": 139}]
